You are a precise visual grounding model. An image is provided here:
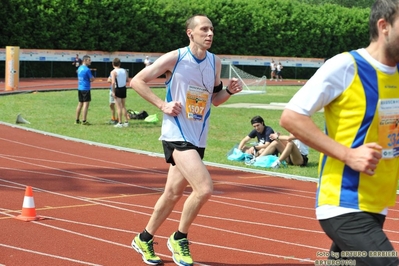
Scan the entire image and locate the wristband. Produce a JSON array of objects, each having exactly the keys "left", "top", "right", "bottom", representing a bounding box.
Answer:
[
  {"left": 226, "top": 87, "right": 233, "bottom": 95},
  {"left": 213, "top": 81, "right": 223, "bottom": 93}
]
